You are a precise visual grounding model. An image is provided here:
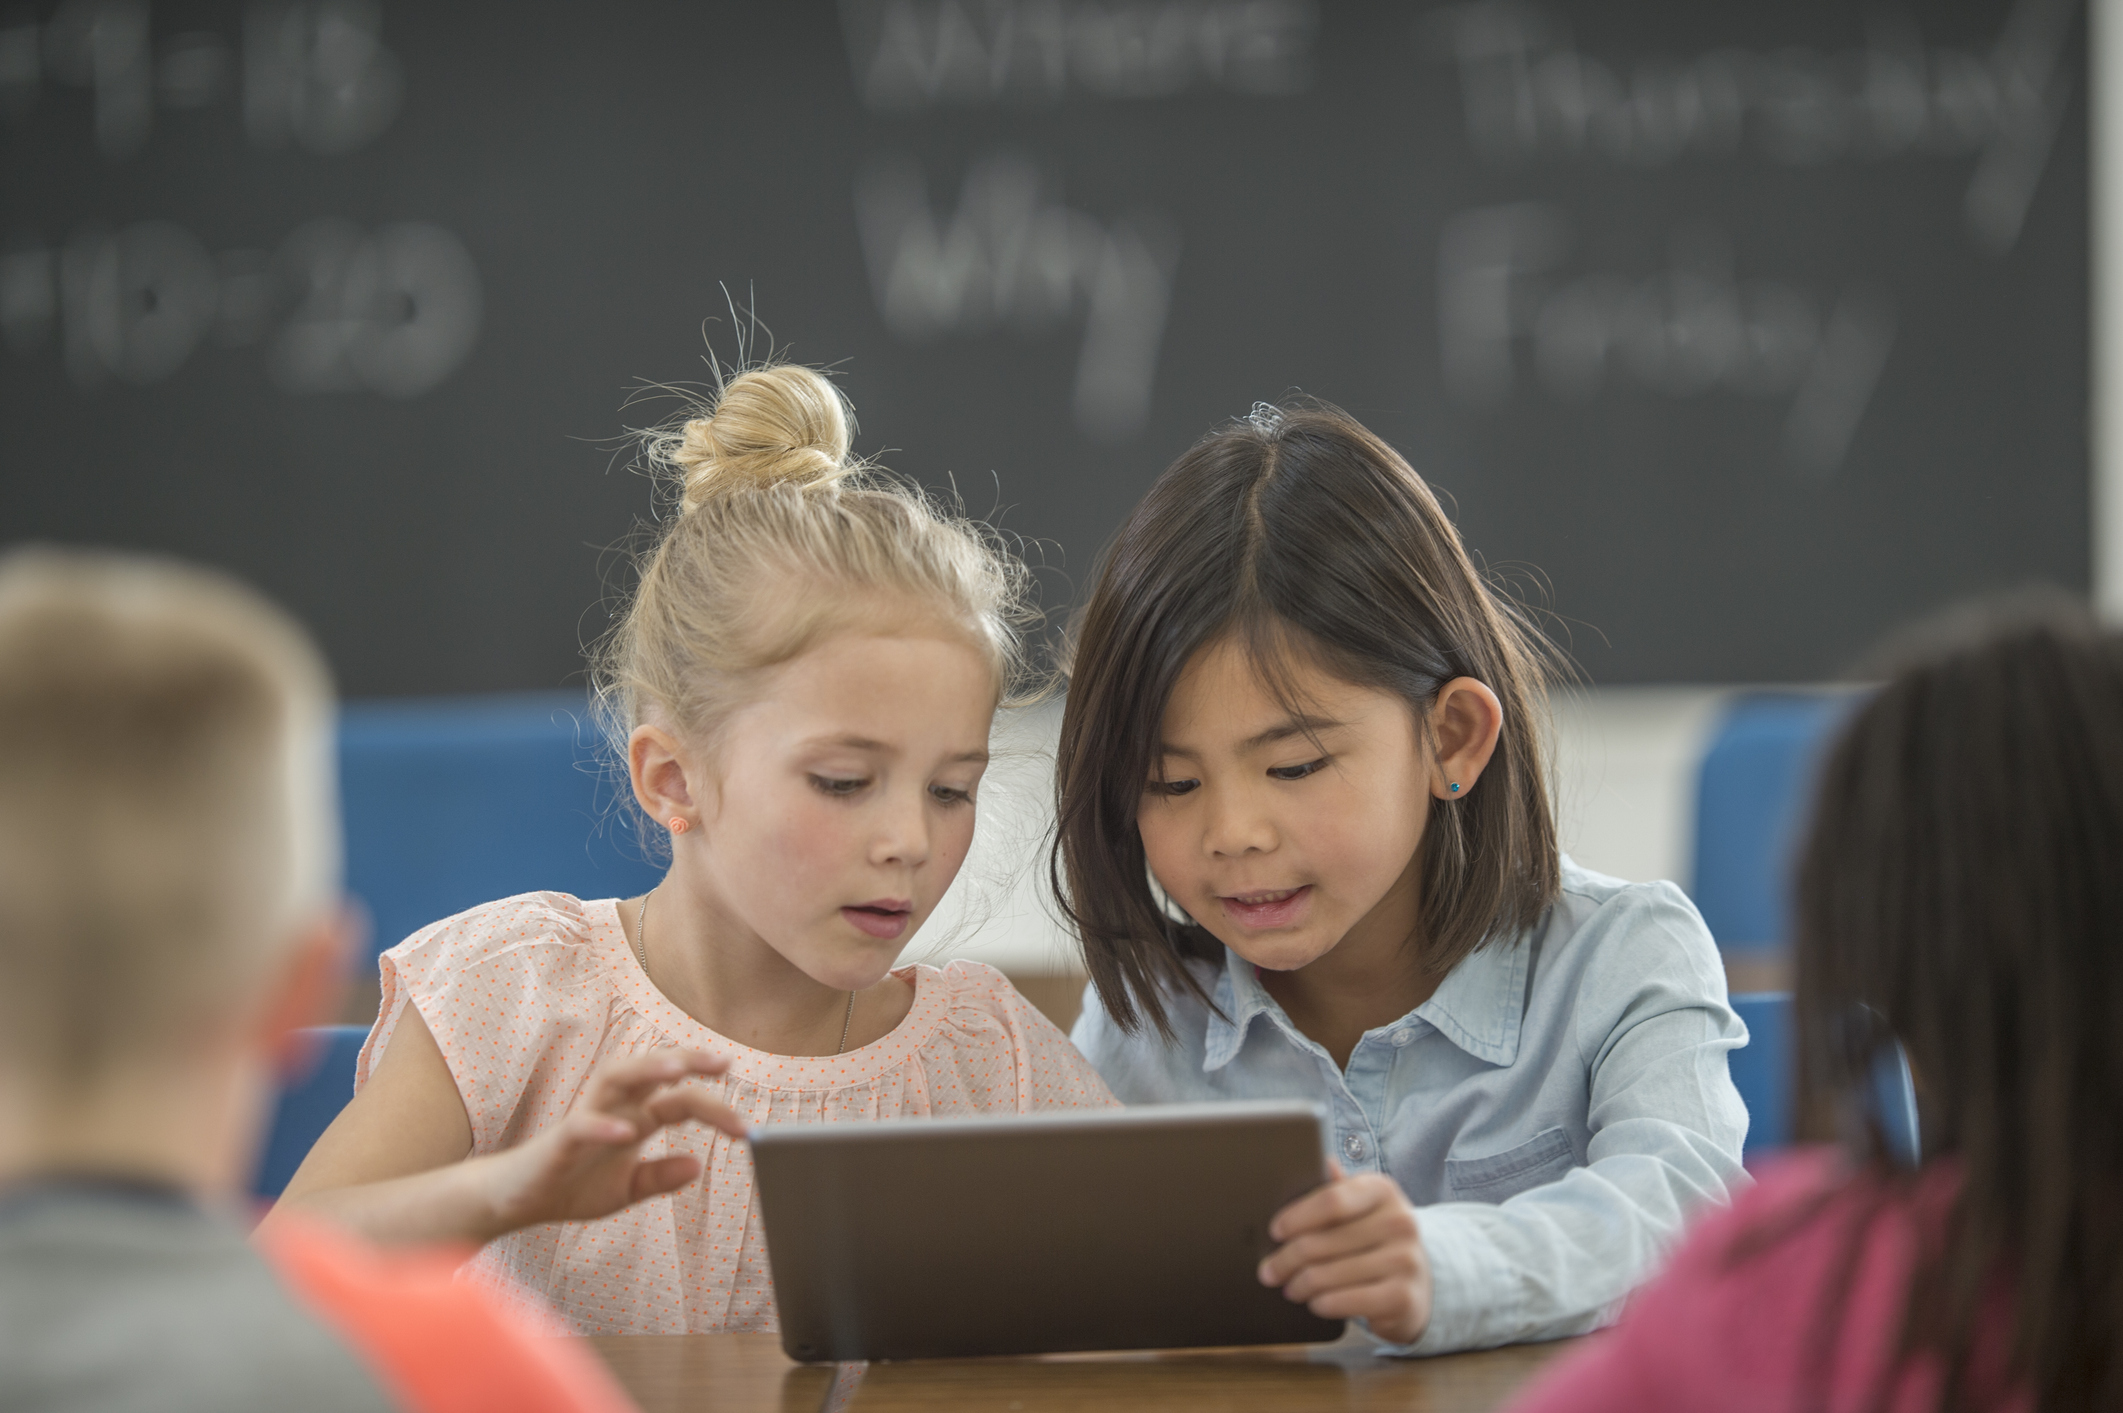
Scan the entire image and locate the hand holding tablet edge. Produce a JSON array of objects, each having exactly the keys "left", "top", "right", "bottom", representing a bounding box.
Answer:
[{"left": 1257, "top": 1159, "right": 1435, "bottom": 1345}]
